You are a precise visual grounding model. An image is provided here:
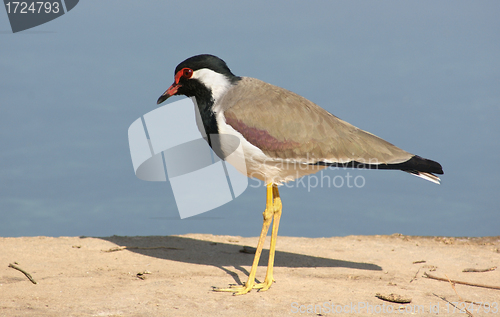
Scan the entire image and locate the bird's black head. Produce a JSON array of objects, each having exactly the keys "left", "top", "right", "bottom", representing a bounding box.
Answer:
[{"left": 157, "top": 54, "right": 240, "bottom": 105}]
